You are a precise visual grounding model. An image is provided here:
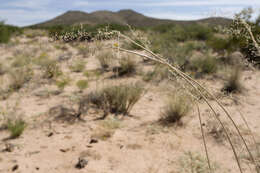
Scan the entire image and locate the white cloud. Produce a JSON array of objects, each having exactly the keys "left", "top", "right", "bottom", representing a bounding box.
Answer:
[
  {"left": 7, "top": 0, "right": 52, "bottom": 9},
  {"left": 0, "top": 9, "right": 62, "bottom": 26},
  {"left": 74, "top": 1, "right": 89, "bottom": 7},
  {"left": 144, "top": 12, "right": 207, "bottom": 20},
  {"left": 143, "top": 0, "right": 260, "bottom": 6}
]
